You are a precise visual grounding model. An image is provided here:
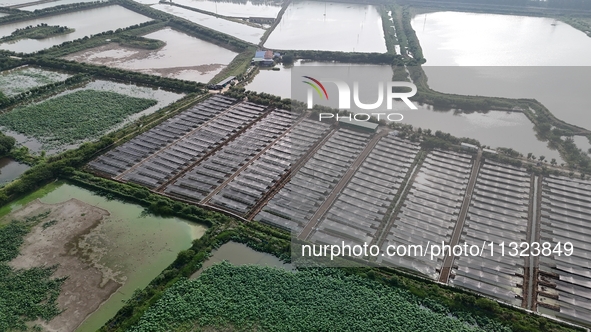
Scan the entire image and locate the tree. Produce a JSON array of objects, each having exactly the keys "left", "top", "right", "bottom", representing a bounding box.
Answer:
[
  {"left": 0, "top": 132, "right": 16, "bottom": 156},
  {"left": 539, "top": 155, "right": 546, "bottom": 162},
  {"left": 550, "top": 158, "right": 557, "bottom": 166},
  {"left": 282, "top": 53, "right": 294, "bottom": 65},
  {"left": 527, "top": 153, "right": 533, "bottom": 160}
]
